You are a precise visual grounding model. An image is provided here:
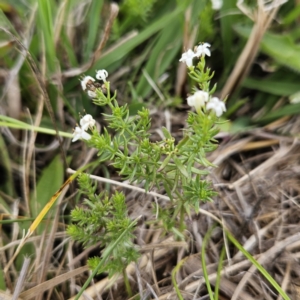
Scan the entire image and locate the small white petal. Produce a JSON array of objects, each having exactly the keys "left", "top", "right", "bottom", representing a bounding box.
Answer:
[
  {"left": 206, "top": 97, "right": 226, "bottom": 117},
  {"left": 95, "top": 69, "right": 108, "bottom": 82},
  {"left": 81, "top": 131, "right": 91, "bottom": 140},
  {"left": 195, "top": 43, "right": 211, "bottom": 57},
  {"left": 80, "top": 114, "right": 95, "bottom": 131},
  {"left": 88, "top": 90, "right": 97, "bottom": 98},
  {"left": 187, "top": 90, "right": 209, "bottom": 110},
  {"left": 187, "top": 95, "right": 195, "bottom": 107},
  {"left": 179, "top": 49, "right": 196, "bottom": 67},
  {"left": 211, "top": 0, "right": 223, "bottom": 10},
  {"left": 81, "top": 76, "right": 95, "bottom": 91},
  {"left": 72, "top": 127, "right": 82, "bottom": 142},
  {"left": 72, "top": 126, "right": 92, "bottom": 142}
]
